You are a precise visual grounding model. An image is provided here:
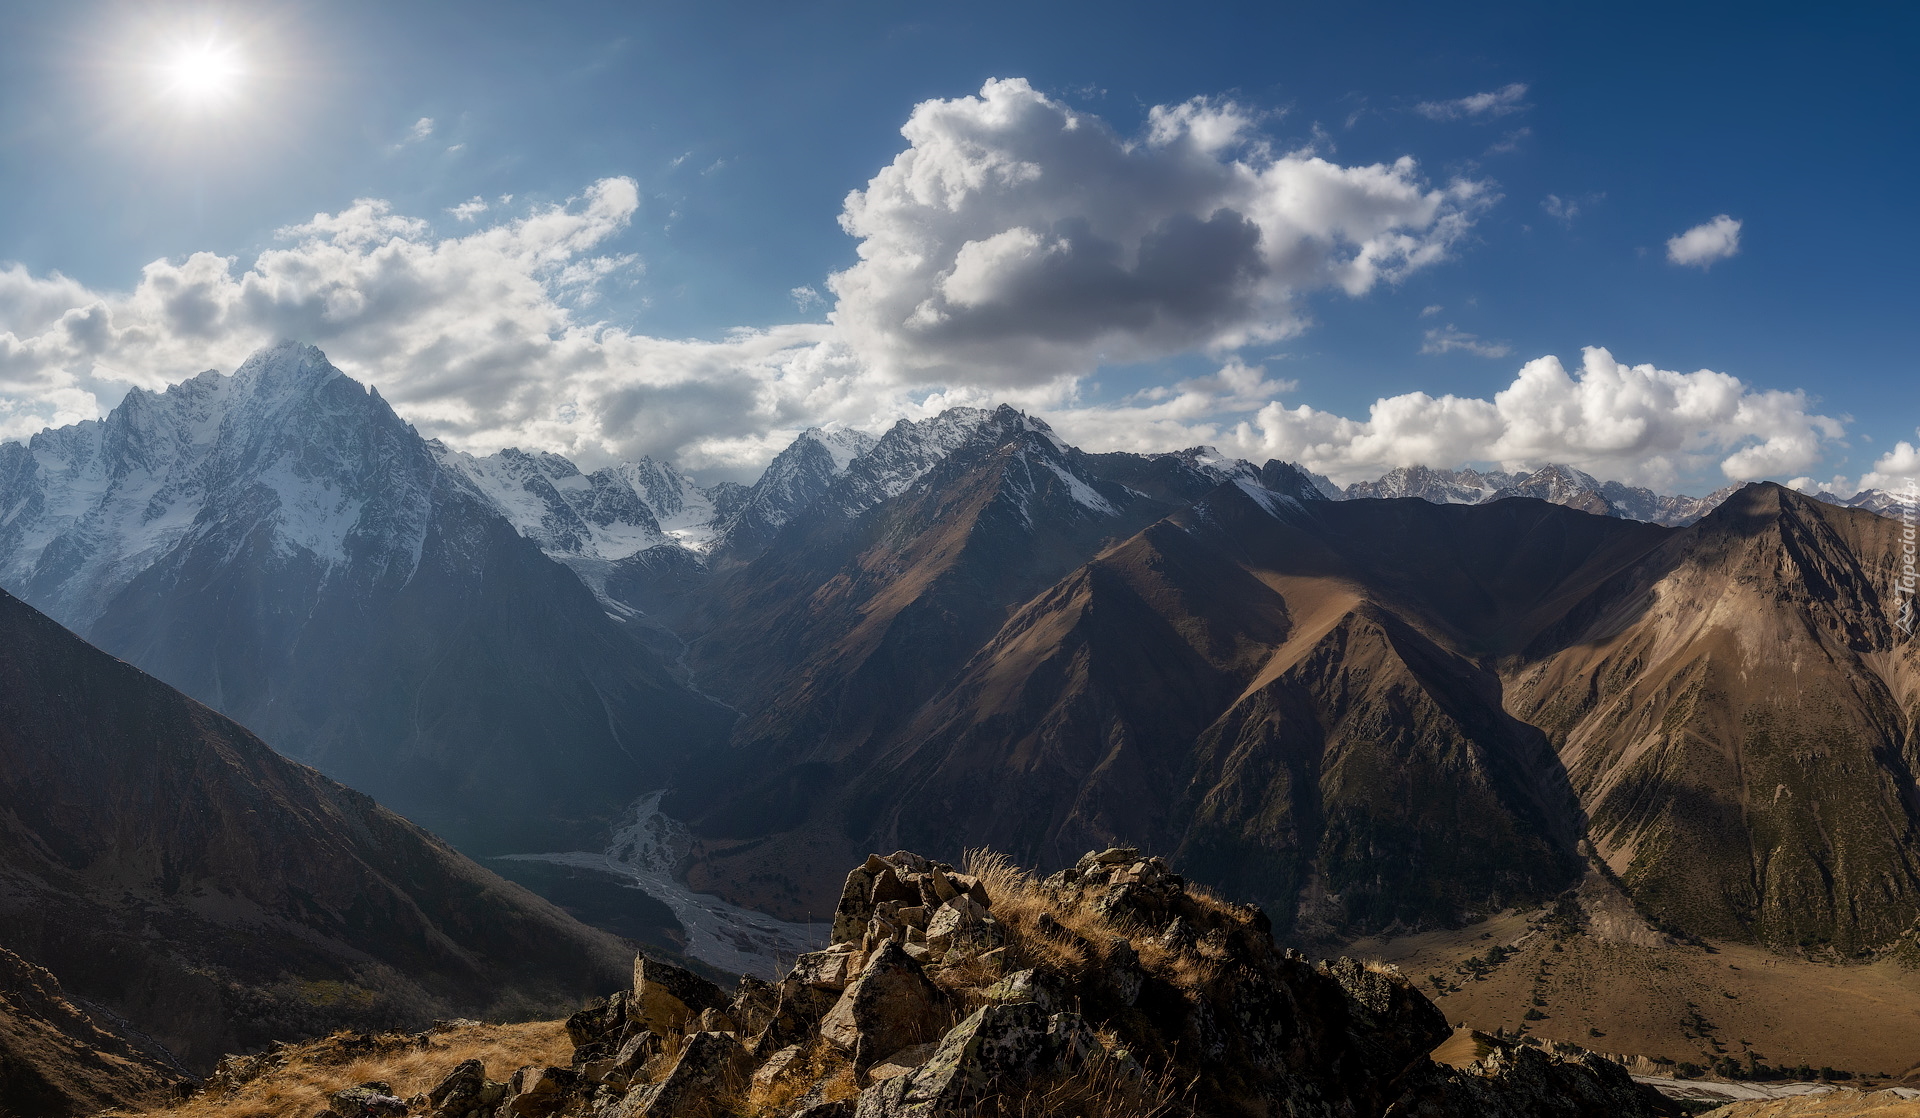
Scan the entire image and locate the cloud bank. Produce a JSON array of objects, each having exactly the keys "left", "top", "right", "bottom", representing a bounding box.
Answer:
[
  {"left": 1050, "top": 347, "right": 1844, "bottom": 489},
  {"left": 0, "top": 79, "right": 1854, "bottom": 491}
]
